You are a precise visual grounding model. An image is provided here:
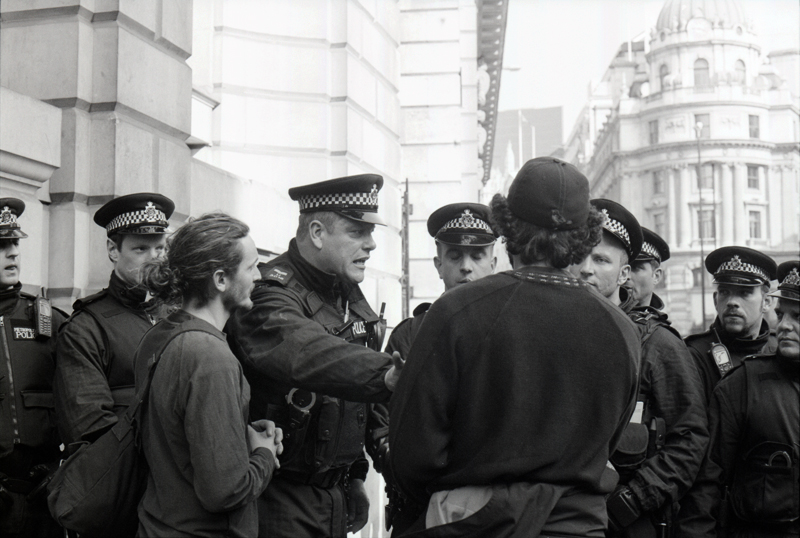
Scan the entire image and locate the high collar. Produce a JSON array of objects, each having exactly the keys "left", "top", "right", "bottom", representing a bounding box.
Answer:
[
  {"left": 287, "top": 239, "right": 351, "bottom": 301},
  {"left": 618, "top": 285, "right": 637, "bottom": 314},
  {"left": 711, "top": 317, "right": 772, "bottom": 353},
  {"left": 648, "top": 293, "right": 666, "bottom": 311},
  {"left": 0, "top": 282, "right": 21, "bottom": 316},
  {"left": 107, "top": 271, "right": 152, "bottom": 311}
]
